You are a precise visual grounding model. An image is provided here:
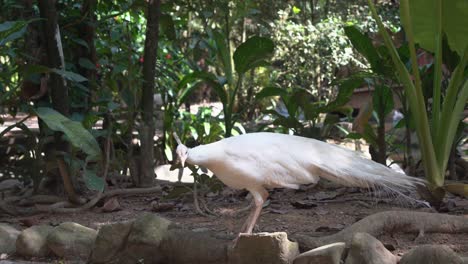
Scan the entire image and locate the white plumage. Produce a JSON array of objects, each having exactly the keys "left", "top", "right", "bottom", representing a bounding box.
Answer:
[{"left": 174, "top": 132, "right": 424, "bottom": 236}]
